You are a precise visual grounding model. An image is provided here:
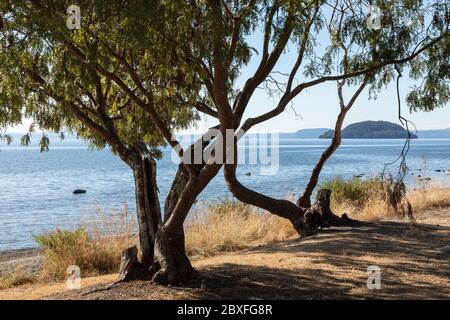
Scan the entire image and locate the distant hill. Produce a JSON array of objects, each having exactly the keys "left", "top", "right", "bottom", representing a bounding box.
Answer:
[
  {"left": 417, "top": 129, "right": 450, "bottom": 139},
  {"left": 280, "top": 128, "right": 330, "bottom": 139},
  {"left": 319, "top": 121, "right": 418, "bottom": 139}
]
